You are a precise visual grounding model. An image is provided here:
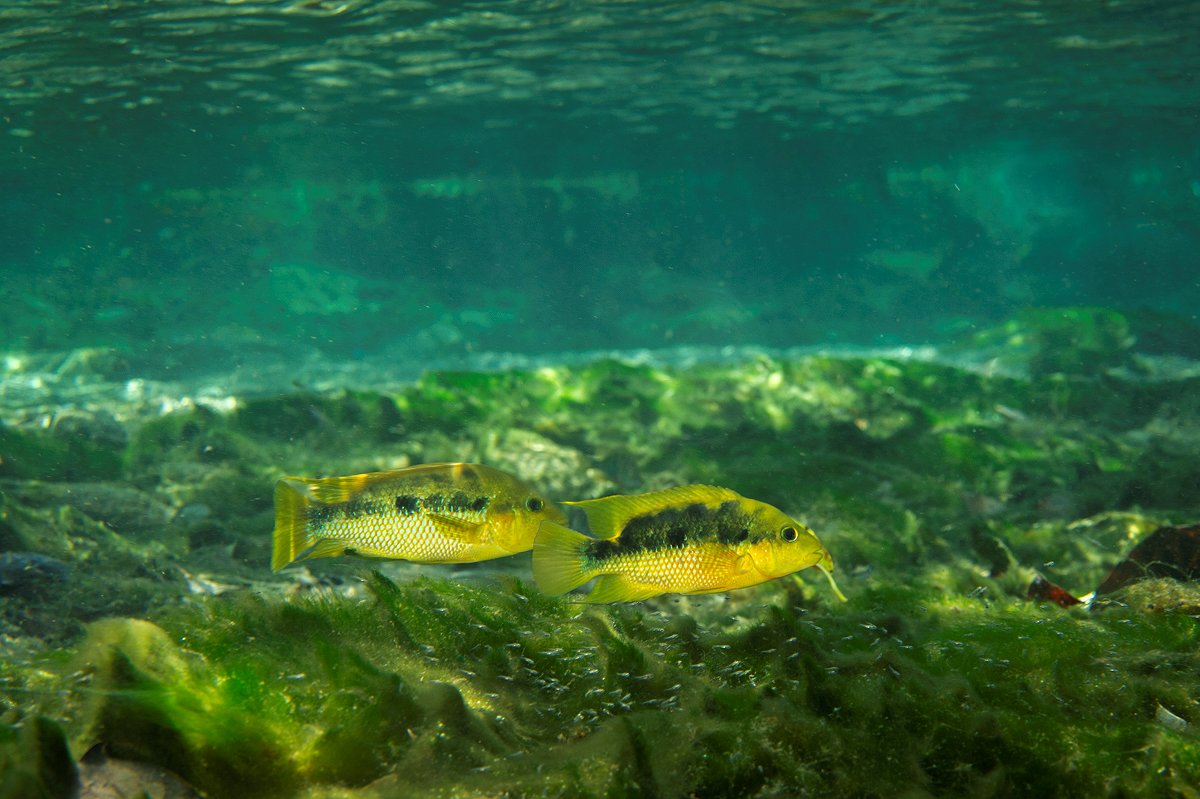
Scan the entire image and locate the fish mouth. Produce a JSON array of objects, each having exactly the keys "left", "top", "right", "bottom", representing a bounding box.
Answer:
[{"left": 816, "top": 547, "right": 834, "bottom": 573}]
